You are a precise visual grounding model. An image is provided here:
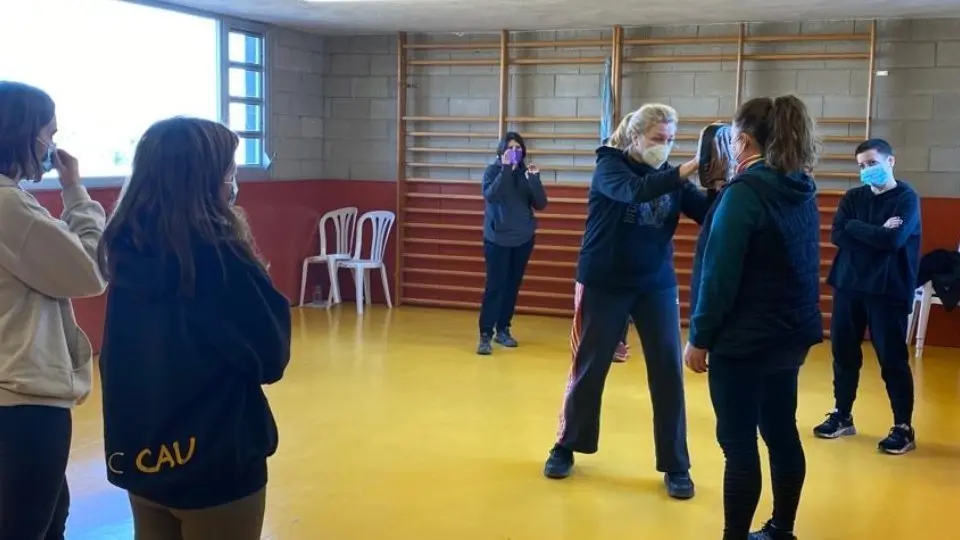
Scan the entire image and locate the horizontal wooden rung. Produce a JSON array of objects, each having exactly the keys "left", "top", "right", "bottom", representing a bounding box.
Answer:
[
  {"left": 408, "top": 59, "right": 499, "bottom": 66},
  {"left": 624, "top": 36, "right": 739, "bottom": 46},
  {"left": 511, "top": 39, "right": 609, "bottom": 48},
  {"left": 403, "top": 116, "right": 497, "bottom": 122},
  {"left": 408, "top": 147, "right": 490, "bottom": 154},
  {"left": 405, "top": 192, "right": 588, "bottom": 204},
  {"left": 520, "top": 132, "right": 601, "bottom": 140},
  {"left": 511, "top": 57, "right": 607, "bottom": 65},
  {"left": 408, "top": 131, "right": 498, "bottom": 138},
  {"left": 745, "top": 53, "right": 869, "bottom": 61},
  {"left": 403, "top": 252, "right": 576, "bottom": 268},
  {"left": 405, "top": 237, "right": 581, "bottom": 253},
  {"left": 404, "top": 222, "right": 583, "bottom": 237},
  {"left": 507, "top": 117, "right": 600, "bottom": 123},
  {"left": 625, "top": 55, "right": 732, "bottom": 63},
  {"left": 404, "top": 42, "right": 500, "bottom": 50},
  {"left": 403, "top": 267, "right": 571, "bottom": 283}
]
